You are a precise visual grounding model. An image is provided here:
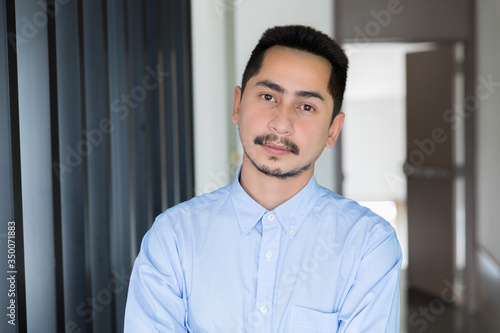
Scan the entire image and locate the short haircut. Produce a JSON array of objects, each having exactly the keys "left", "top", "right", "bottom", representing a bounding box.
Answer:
[{"left": 241, "top": 25, "right": 349, "bottom": 122}]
